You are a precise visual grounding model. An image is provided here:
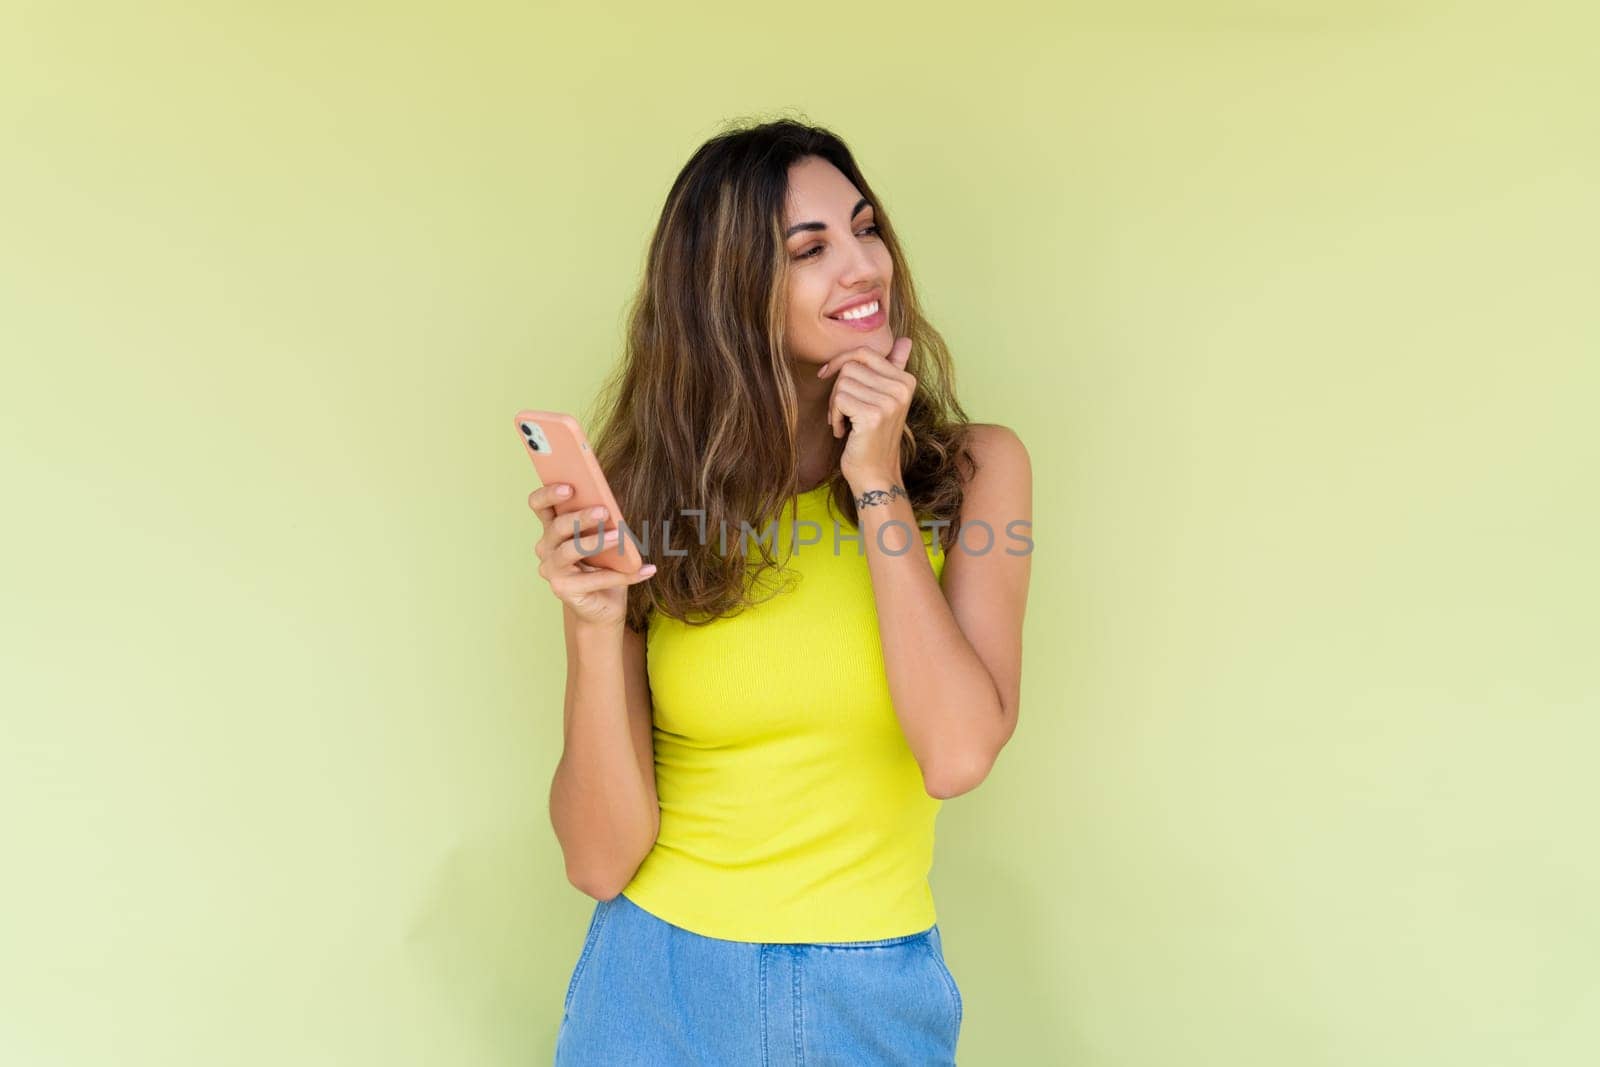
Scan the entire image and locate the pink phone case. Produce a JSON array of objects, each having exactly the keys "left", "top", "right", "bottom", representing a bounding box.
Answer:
[{"left": 514, "top": 409, "right": 646, "bottom": 574}]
